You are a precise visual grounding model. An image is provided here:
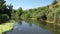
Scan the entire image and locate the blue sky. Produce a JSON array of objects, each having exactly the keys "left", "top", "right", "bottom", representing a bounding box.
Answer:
[{"left": 5, "top": 0, "right": 54, "bottom": 10}]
